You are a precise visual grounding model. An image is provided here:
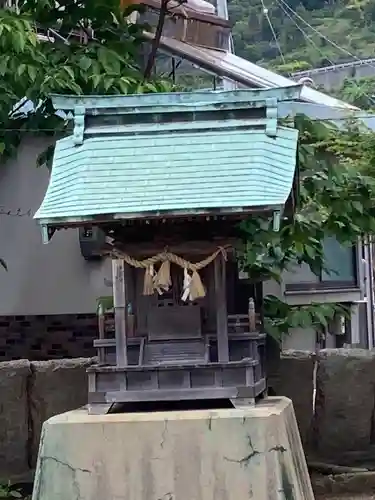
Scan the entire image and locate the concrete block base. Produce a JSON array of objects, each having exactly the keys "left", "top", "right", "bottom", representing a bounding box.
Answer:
[{"left": 32, "top": 396, "right": 314, "bottom": 500}]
